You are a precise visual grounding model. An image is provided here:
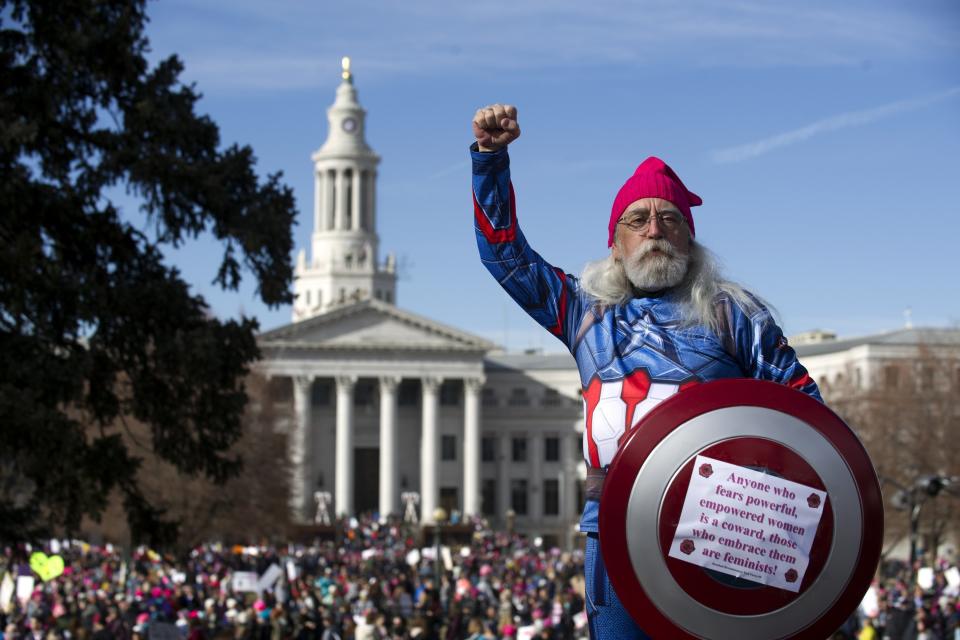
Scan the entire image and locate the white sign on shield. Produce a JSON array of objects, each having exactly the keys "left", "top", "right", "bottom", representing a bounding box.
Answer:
[{"left": 668, "top": 455, "right": 827, "bottom": 593}]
